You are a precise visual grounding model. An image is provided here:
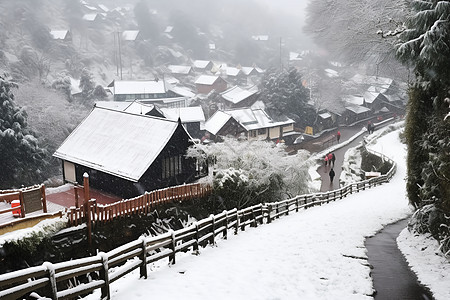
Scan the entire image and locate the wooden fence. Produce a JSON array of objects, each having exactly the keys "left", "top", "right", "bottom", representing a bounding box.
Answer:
[
  {"left": 67, "top": 183, "right": 212, "bottom": 226},
  {"left": 0, "top": 150, "right": 396, "bottom": 300},
  {"left": 0, "top": 185, "right": 47, "bottom": 219}
]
